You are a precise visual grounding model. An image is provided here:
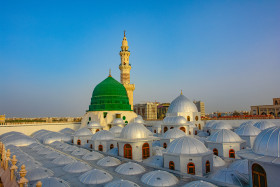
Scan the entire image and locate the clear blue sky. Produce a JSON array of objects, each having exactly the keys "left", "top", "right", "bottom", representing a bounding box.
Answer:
[{"left": 1, "top": 0, "right": 279, "bottom": 117}]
